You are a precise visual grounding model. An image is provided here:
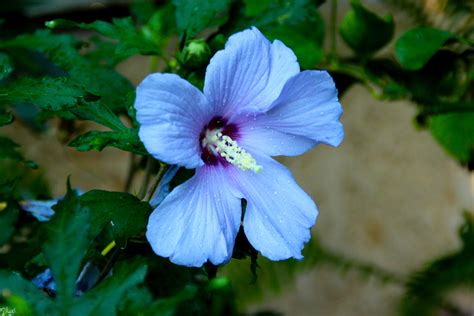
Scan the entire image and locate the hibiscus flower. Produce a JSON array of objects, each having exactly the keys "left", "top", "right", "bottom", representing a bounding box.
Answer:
[{"left": 135, "top": 27, "right": 343, "bottom": 267}]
